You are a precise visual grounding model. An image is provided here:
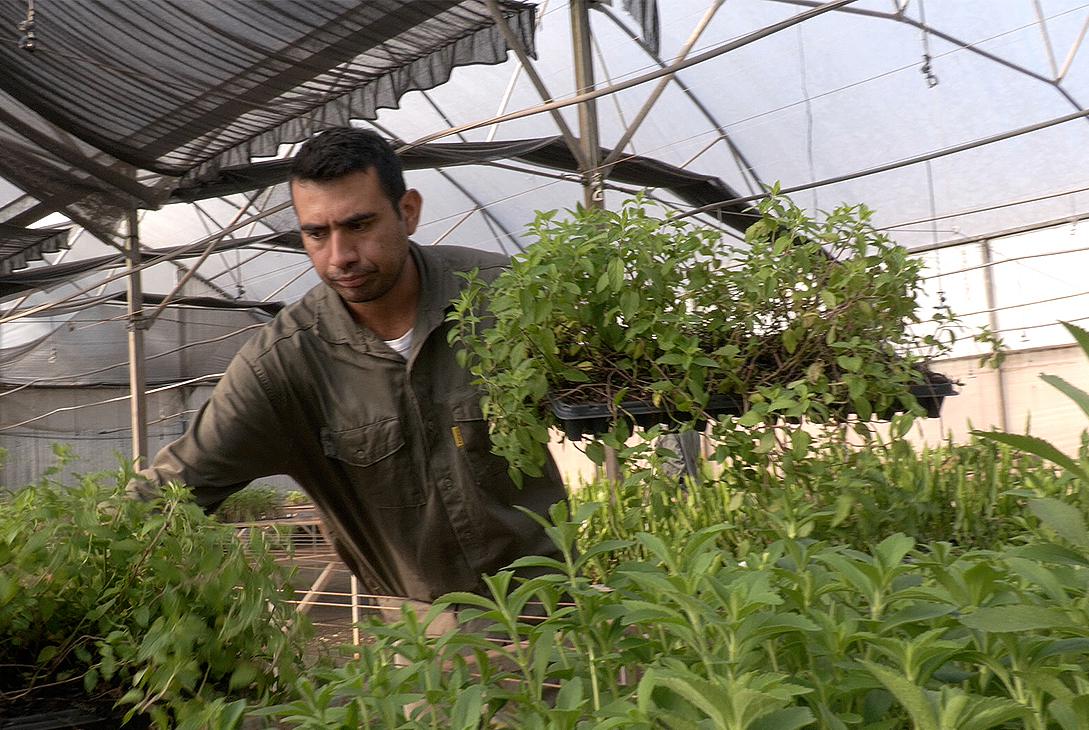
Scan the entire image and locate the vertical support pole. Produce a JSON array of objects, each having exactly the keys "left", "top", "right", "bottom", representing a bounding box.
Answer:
[
  {"left": 980, "top": 240, "right": 1009, "bottom": 431},
  {"left": 570, "top": 0, "right": 618, "bottom": 480},
  {"left": 177, "top": 268, "right": 190, "bottom": 433},
  {"left": 570, "top": 0, "right": 604, "bottom": 209},
  {"left": 125, "top": 208, "right": 149, "bottom": 468},
  {"left": 350, "top": 575, "right": 361, "bottom": 658}
]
